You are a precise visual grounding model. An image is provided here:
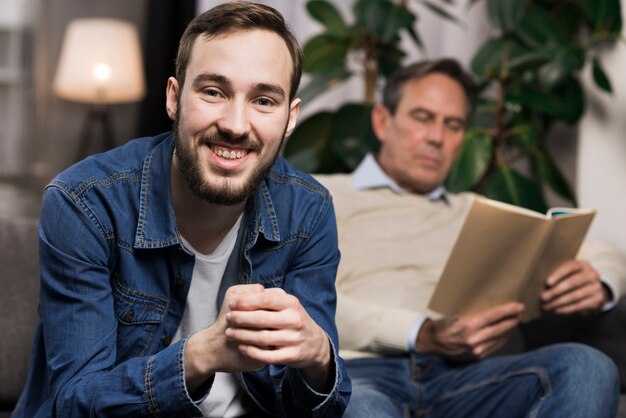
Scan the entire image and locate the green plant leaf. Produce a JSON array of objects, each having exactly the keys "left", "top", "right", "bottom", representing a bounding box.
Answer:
[
  {"left": 303, "top": 34, "right": 350, "bottom": 73},
  {"left": 535, "top": 150, "right": 577, "bottom": 205},
  {"left": 508, "top": 123, "right": 538, "bottom": 154},
  {"left": 487, "top": 0, "right": 526, "bottom": 33},
  {"left": 306, "top": 0, "right": 349, "bottom": 37},
  {"left": 329, "top": 103, "right": 379, "bottom": 170},
  {"left": 506, "top": 48, "right": 554, "bottom": 72},
  {"left": 446, "top": 129, "right": 493, "bottom": 192},
  {"left": 537, "top": 45, "right": 585, "bottom": 90},
  {"left": 505, "top": 79, "right": 584, "bottom": 123},
  {"left": 405, "top": 25, "right": 424, "bottom": 50},
  {"left": 581, "top": 0, "right": 622, "bottom": 34},
  {"left": 482, "top": 169, "right": 548, "bottom": 212},
  {"left": 378, "top": 44, "right": 405, "bottom": 78},
  {"left": 470, "top": 38, "right": 526, "bottom": 78},
  {"left": 297, "top": 68, "right": 352, "bottom": 104},
  {"left": 353, "top": 0, "right": 388, "bottom": 37},
  {"left": 591, "top": 57, "right": 613, "bottom": 94},
  {"left": 550, "top": 3, "right": 583, "bottom": 40},
  {"left": 421, "top": 0, "right": 463, "bottom": 26},
  {"left": 354, "top": 0, "right": 416, "bottom": 43},
  {"left": 381, "top": 3, "right": 417, "bottom": 43},
  {"left": 283, "top": 112, "right": 341, "bottom": 173},
  {"left": 515, "top": 3, "right": 566, "bottom": 48}
]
